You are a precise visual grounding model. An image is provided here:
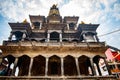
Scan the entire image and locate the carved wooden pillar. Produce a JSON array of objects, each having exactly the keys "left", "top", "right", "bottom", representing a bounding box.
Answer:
[
  {"left": 60, "top": 33, "right": 62, "bottom": 42},
  {"left": 61, "top": 57, "right": 64, "bottom": 76},
  {"left": 67, "top": 24, "right": 69, "bottom": 30},
  {"left": 95, "top": 35, "right": 99, "bottom": 42},
  {"left": 12, "top": 57, "right": 18, "bottom": 76},
  {"left": 22, "top": 32, "right": 26, "bottom": 41},
  {"left": 90, "top": 58, "right": 96, "bottom": 75},
  {"left": 47, "top": 33, "right": 50, "bottom": 42},
  {"left": 45, "top": 57, "right": 49, "bottom": 76},
  {"left": 93, "top": 63, "right": 99, "bottom": 76},
  {"left": 28, "top": 58, "right": 33, "bottom": 76},
  {"left": 75, "top": 57, "right": 80, "bottom": 76},
  {"left": 39, "top": 22, "right": 42, "bottom": 29},
  {"left": 83, "top": 33, "right": 86, "bottom": 41}
]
